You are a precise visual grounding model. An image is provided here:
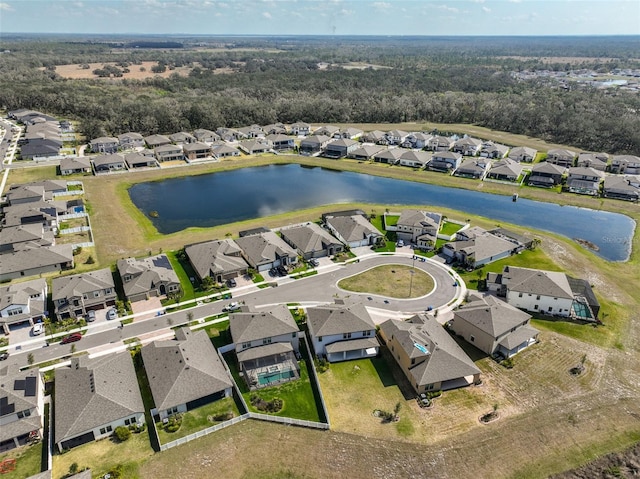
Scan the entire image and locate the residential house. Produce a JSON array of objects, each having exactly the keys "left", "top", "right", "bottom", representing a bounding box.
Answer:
[
  {"left": 348, "top": 145, "right": 385, "bottom": 161},
  {"left": 452, "top": 137, "right": 482, "bottom": 156},
  {"left": 577, "top": 152, "right": 608, "bottom": 171},
  {"left": 59, "top": 157, "right": 92, "bottom": 176},
  {"left": 117, "top": 132, "right": 145, "bottom": 150},
  {"left": 426, "top": 135, "right": 455, "bottom": 152},
  {"left": 25, "top": 122, "right": 61, "bottom": 143},
  {"left": 314, "top": 125, "right": 340, "bottom": 138},
  {"left": 238, "top": 139, "right": 272, "bottom": 155},
  {"left": 144, "top": 134, "right": 171, "bottom": 149},
  {"left": 266, "top": 133, "right": 294, "bottom": 150},
  {"left": 9, "top": 108, "right": 56, "bottom": 123},
  {"left": 488, "top": 227, "right": 533, "bottom": 250},
  {"left": 610, "top": 155, "right": 640, "bottom": 174},
  {"left": 379, "top": 314, "right": 481, "bottom": 394},
  {"left": 299, "top": 135, "right": 331, "bottom": 155},
  {"left": 323, "top": 139, "right": 359, "bottom": 159},
  {"left": 488, "top": 266, "right": 600, "bottom": 320},
  {"left": 449, "top": 295, "right": 539, "bottom": 358},
  {"left": 216, "top": 127, "right": 244, "bottom": 142},
  {"left": 290, "top": 122, "right": 311, "bottom": 136},
  {"left": 54, "top": 354, "right": 145, "bottom": 452},
  {"left": 306, "top": 300, "right": 378, "bottom": 362},
  {"left": 116, "top": 254, "right": 181, "bottom": 303},
  {"left": 453, "top": 157, "right": 491, "bottom": 179},
  {"left": 193, "top": 129, "right": 220, "bottom": 143},
  {"left": 485, "top": 158, "right": 523, "bottom": 182},
  {"left": 0, "top": 245, "right": 74, "bottom": 282},
  {"left": 528, "top": 162, "right": 566, "bottom": 187},
  {"left": 403, "top": 132, "right": 432, "bottom": 149},
  {"left": 338, "top": 127, "right": 363, "bottom": 140},
  {"left": 211, "top": 144, "right": 241, "bottom": 158},
  {"left": 280, "top": 222, "right": 344, "bottom": 259},
  {"left": 234, "top": 230, "right": 299, "bottom": 272},
  {"left": 124, "top": 152, "right": 157, "bottom": 169},
  {"left": 385, "top": 130, "right": 410, "bottom": 145},
  {"left": 373, "top": 148, "right": 404, "bottom": 165},
  {"left": 399, "top": 150, "right": 431, "bottom": 168},
  {"left": 20, "top": 138, "right": 62, "bottom": 160},
  {"left": 0, "top": 224, "right": 55, "bottom": 253},
  {"left": 0, "top": 366, "right": 44, "bottom": 452},
  {"left": 602, "top": 175, "right": 640, "bottom": 202},
  {"left": 324, "top": 213, "right": 382, "bottom": 248},
  {"left": 361, "top": 130, "right": 387, "bottom": 144},
  {"left": 169, "top": 132, "right": 196, "bottom": 145},
  {"left": 0, "top": 278, "right": 47, "bottom": 334},
  {"left": 154, "top": 144, "right": 184, "bottom": 162},
  {"left": 1, "top": 200, "right": 61, "bottom": 230},
  {"left": 509, "top": 146, "right": 537, "bottom": 163},
  {"left": 442, "top": 228, "right": 520, "bottom": 268},
  {"left": 142, "top": 328, "right": 233, "bottom": 420},
  {"left": 428, "top": 151, "right": 462, "bottom": 172},
  {"left": 185, "top": 238, "right": 249, "bottom": 283},
  {"left": 480, "top": 141, "right": 509, "bottom": 159},
  {"left": 237, "top": 125, "right": 265, "bottom": 139},
  {"left": 263, "top": 123, "right": 288, "bottom": 135},
  {"left": 230, "top": 305, "right": 300, "bottom": 390},
  {"left": 546, "top": 149, "right": 577, "bottom": 168},
  {"left": 391, "top": 209, "right": 442, "bottom": 247},
  {"left": 52, "top": 268, "right": 117, "bottom": 321},
  {"left": 183, "top": 142, "right": 213, "bottom": 161},
  {"left": 92, "top": 153, "right": 126, "bottom": 173},
  {"left": 566, "top": 166, "right": 605, "bottom": 196},
  {"left": 5, "top": 184, "right": 46, "bottom": 205},
  {"left": 90, "top": 137, "right": 119, "bottom": 154}
]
